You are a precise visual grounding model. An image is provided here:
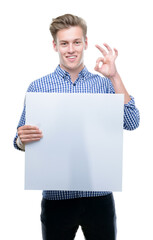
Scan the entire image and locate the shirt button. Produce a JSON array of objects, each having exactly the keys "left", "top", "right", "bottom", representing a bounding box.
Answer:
[{"left": 73, "top": 83, "right": 76, "bottom": 86}]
